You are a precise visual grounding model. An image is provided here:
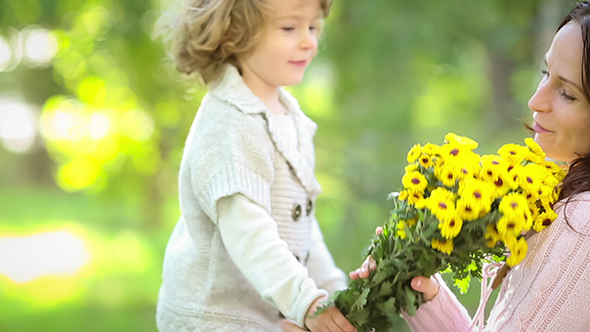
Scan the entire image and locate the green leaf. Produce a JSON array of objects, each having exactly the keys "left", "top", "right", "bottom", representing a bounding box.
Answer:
[
  {"left": 352, "top": 287, "right": 371, "bottom": 310},
  {"left": 404, "top": 287, "right": 417, "bottom": 316}
]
